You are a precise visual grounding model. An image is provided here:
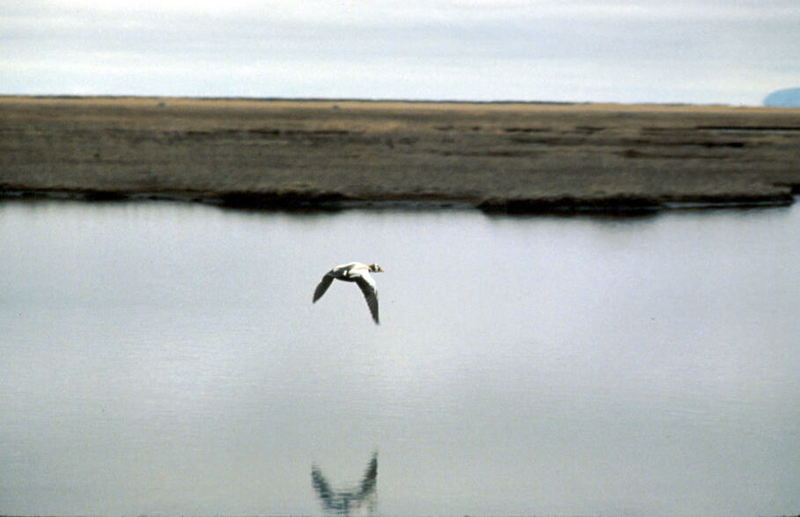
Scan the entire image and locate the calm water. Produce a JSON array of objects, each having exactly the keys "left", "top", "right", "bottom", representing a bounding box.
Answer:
[{"left": 1, "top": 200, "right": 799, "bottom": 517}]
